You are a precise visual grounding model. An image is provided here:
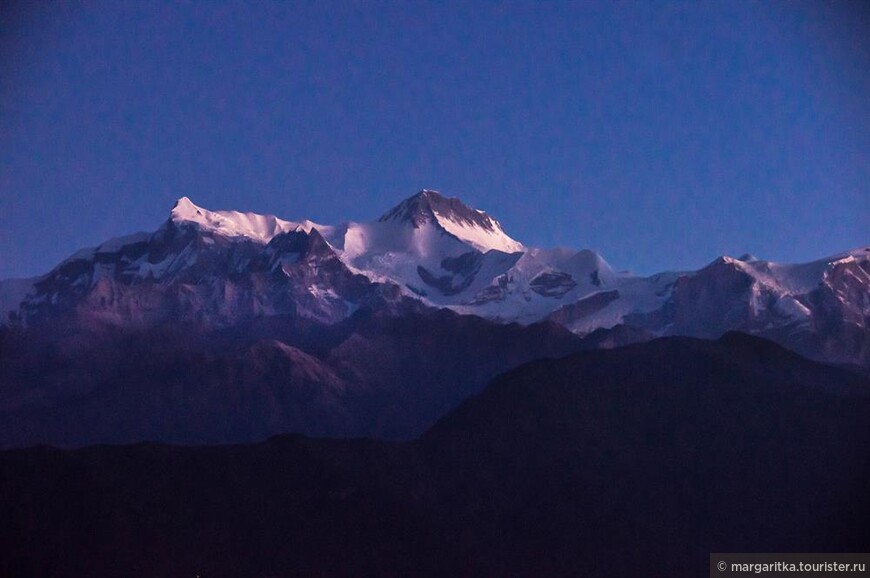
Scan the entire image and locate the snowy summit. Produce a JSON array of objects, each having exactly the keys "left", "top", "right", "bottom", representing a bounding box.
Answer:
[
  {"left": 170, "top": 196, "right": 320, "bottom": 243},
  {"left": 378, "top": 190, "right": 523, "bottom": 254}
]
